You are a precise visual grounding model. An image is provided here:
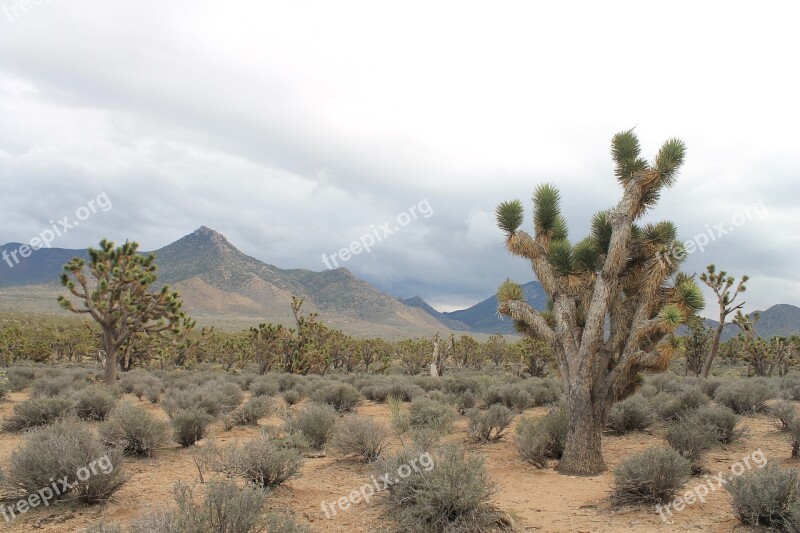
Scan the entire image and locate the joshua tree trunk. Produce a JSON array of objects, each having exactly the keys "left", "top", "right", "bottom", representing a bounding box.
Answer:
[
  {"left": 701, "top": 313, "right": 725, "bottom": 378},
  {"left": 558, "top": 384, "right": 607, "bottom": 474},
  {"left": 102, "top": 331, "right": 118, "bottom": 385}
]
